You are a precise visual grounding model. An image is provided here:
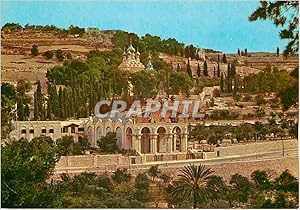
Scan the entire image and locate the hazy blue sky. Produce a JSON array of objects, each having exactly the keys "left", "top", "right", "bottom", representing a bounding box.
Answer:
[{"left": 1, "top": 0, "right": 288, "bottom": 53}]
